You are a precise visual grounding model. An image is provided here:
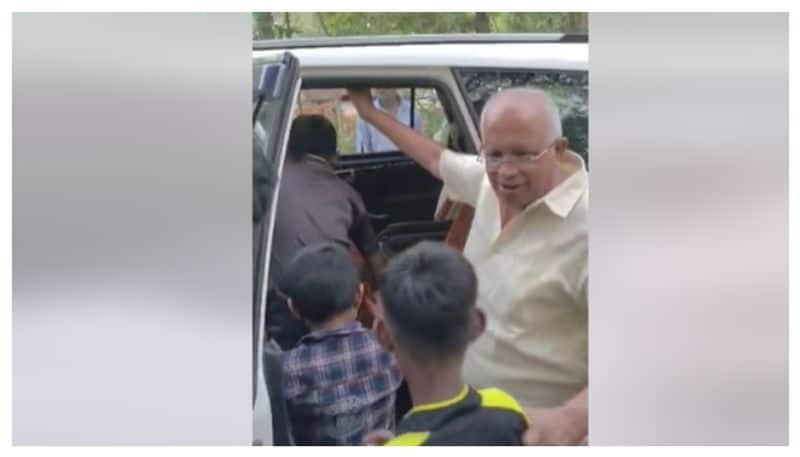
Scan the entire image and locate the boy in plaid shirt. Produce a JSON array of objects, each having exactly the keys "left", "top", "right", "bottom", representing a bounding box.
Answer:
[{"left": 278, "top": 242, "right": 402, "bottom": 445}]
